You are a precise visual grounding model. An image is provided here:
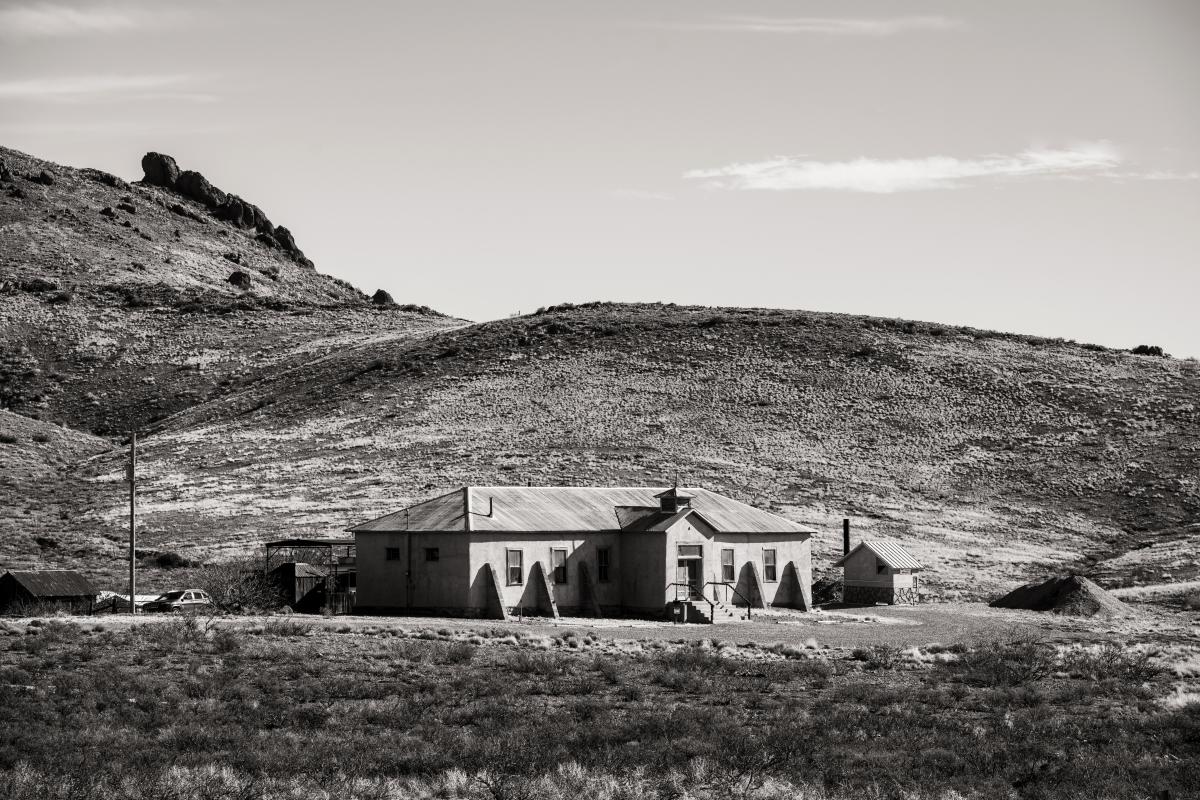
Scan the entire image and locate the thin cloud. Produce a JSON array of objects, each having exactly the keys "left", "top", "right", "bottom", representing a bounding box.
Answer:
[
  {"left": 672, "top": 16, "right": 963, "bottom": 36},
  {"left": 684, "top": 143, "right": 1134, "bottom": 193},
  {"left": 0, "top": 3, "right": 183, "bottom": 40},
  {"left": 0, "top": 74, "right": 214, "bottom": 103}
]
